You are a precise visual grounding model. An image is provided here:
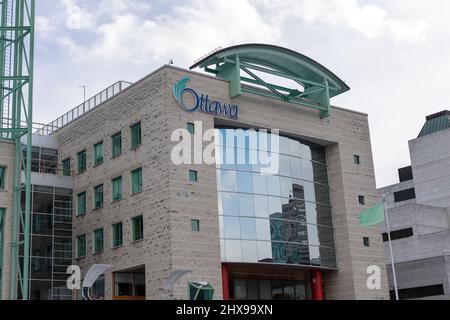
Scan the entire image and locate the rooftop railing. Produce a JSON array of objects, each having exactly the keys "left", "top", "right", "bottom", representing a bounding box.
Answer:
[{"left": 35, "top": 81, "right": 132, "bottom": 136}]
